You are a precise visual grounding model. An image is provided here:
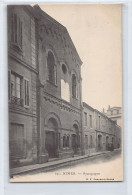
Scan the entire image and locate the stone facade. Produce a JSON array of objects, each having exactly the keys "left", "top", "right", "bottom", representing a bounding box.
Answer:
[
  {"left": 83, "top": 102, "right": 121, "bottom": 155},
  {"left": 8, "top": 5, "right": 38, "bottom": 168},
  {"left": 34, "top": 5, "right": 83, "bottom": 162},
  {"left": 8, "top": 5, "right": 83, "bottom": 168}
]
